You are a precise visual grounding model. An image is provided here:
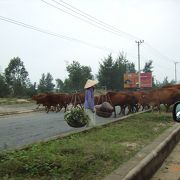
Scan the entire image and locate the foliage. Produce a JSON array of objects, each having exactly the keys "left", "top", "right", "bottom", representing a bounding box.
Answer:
[
  {"left": 0, "top": 73, "right": 10, "bottom": 97},
  {"left": 97, "top": 52, "right": 136, "bottom": 90},
  {"left": 55, "top": 78, "right": 64, "bottom": 92},
  {"left": 126, "top": 62, "right": 136, "bottom": 73},
  {"left": 153, "top": 76, "right": 175, "bottom": 88},
  {"left": 4, "top": 57, "right": 30, "bottom": 97},
  {"left": 45, "top": 73, "right": 55, "bottom": 92},
  {"left": 143, "top": 60, "right": 153, "bottom": 73},
  {"left": 97, "top": 54, "right": 115, "bottom": 90},
  {"left": 38, "top": 73, "right": 55, "bottom": 93},
  {"left": 64, "top": 107, "right": 89, "bottom": 127},
  {"left": 37, "top": 73, "right": 46, "bottom": 93},
  {"left": 26, "top": 82, "right": 37, "bottom": 97},
  {"left": 0, "top": 112, "right": 173, "bottom": 179},
  {"left": 63, "top": 61, "right": 93, "bottom": 92}
]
